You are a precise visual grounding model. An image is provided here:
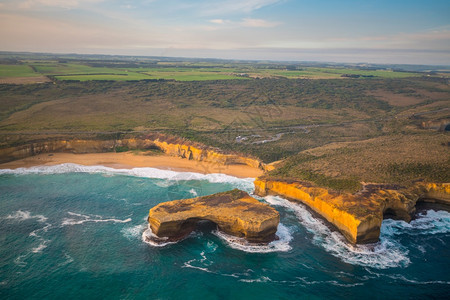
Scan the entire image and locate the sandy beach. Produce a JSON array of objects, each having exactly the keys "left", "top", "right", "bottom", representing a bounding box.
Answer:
[{"left": 0, "top": 152, "right": 263, "bottom": 178}]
